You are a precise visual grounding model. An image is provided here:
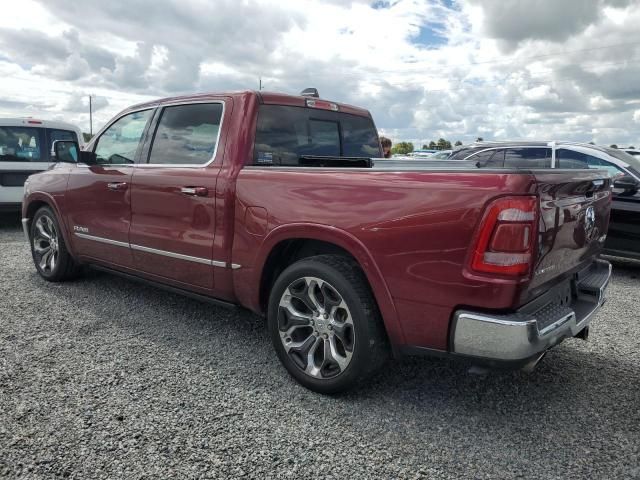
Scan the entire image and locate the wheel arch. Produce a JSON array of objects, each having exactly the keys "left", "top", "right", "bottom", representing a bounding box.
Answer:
[
  {"left": 249, "top": 223, "right": 405, "bottom": 347},
  {"left": 24, "top": 193, "right": 74, "bottom": 256}
]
